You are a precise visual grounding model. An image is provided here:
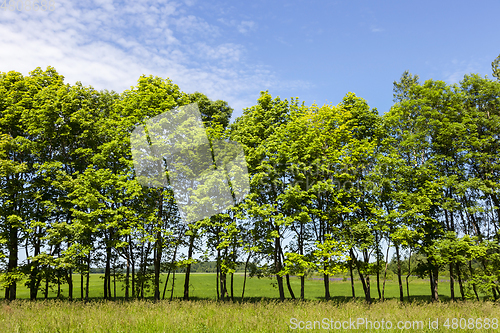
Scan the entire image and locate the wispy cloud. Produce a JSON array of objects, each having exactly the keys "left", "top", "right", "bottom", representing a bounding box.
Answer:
[
  {"left": 370, "top": 25, "right": 384, "bottom": 33},
  {"left": 0, "top": 0, "right": 304, "bottom": 118},
  {"left": 442, "top": 57, "right": 491, "bottom": 84},
  {"left": 217, "top": 18, "right": 257, "bottom": 34},
  {"left": 237, "top": 20, "right": 256, "bottom": 34}
]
